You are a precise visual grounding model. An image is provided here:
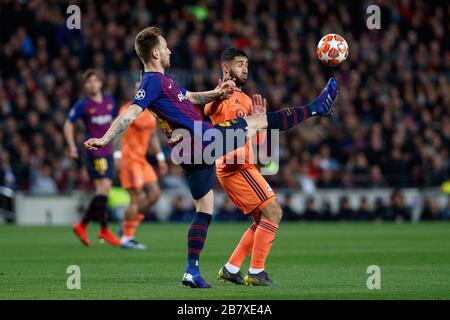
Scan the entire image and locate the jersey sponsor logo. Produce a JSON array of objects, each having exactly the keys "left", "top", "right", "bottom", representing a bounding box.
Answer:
[
  {"left": 218, "top": 120, "right": 233, "bottom": 127},
  {"left": 178, "top": 91, "right": 187, "bottom": 102},
  {"left": 135, "top": 89, "right": 146, "bottom": 100},
  {"left": 91, "top": 114, "right": 113, "bottom": 125}
]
